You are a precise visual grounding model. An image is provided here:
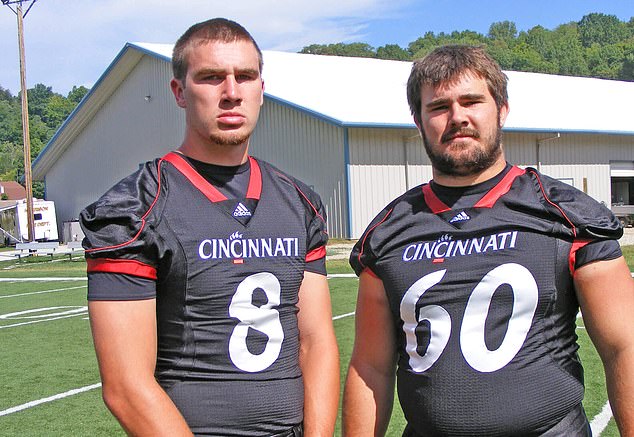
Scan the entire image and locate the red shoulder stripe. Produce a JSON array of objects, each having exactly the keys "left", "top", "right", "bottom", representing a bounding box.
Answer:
[
  {"left": 246, "top": 156, "right": 262, "bottom": 199},
  {"left": 163, "top": 152, "right": 227, "bottom": 202},
  {"left": 474, "top": 166, "right": 525, "bottom": 208},
  {"left": 422, "top": 184, "right": 450, "bottom": 213},
  {"left": 87, "top": 258, "right": 157, "bottom": 280}
]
